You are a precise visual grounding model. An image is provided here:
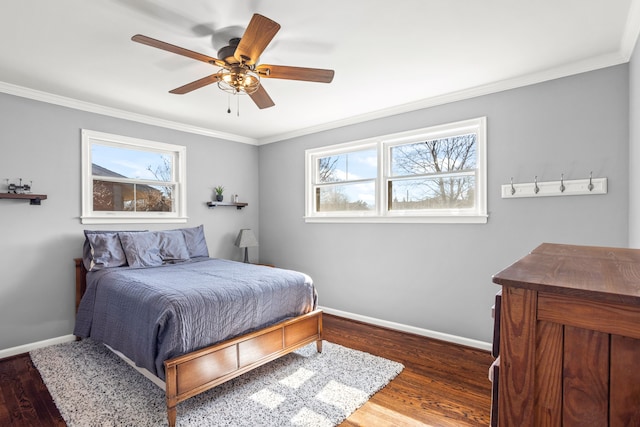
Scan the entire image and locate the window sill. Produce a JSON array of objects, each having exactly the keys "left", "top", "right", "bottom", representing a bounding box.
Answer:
[
  {"left": 80, "top": 216, "right": 188, "bottom": 225},
  {"left": 304, "top": 215, "right": 488, "bottom": 224}
]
